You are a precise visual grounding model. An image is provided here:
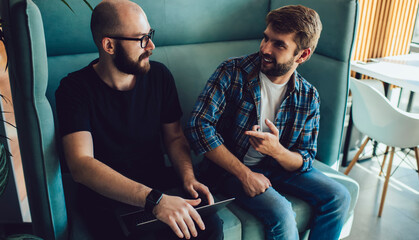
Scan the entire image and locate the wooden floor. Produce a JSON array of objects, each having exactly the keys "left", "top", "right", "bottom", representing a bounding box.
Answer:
[{"left": 340, "top": 142, "right": 419, "bottom": 240}]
